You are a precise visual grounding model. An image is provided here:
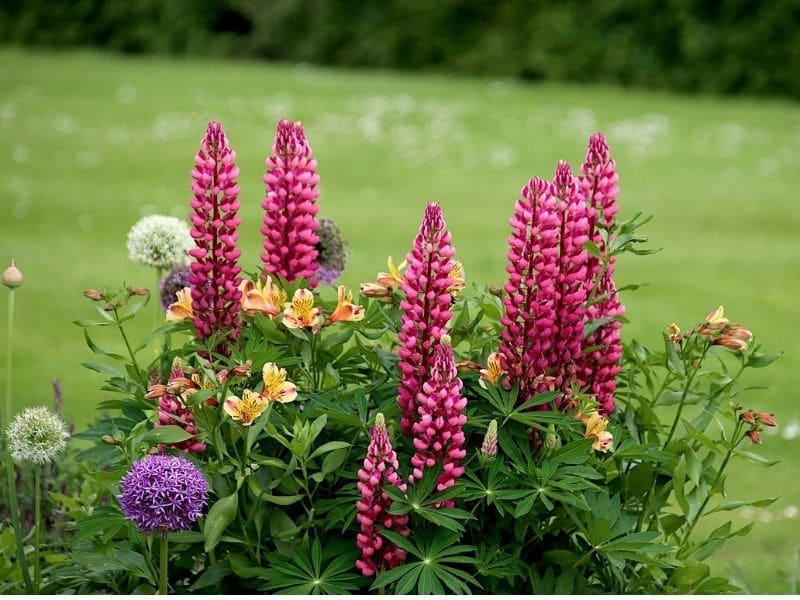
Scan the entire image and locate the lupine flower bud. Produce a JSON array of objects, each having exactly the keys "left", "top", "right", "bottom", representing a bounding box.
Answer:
[
  {"left": 261, "top": 119, "right": 321, "bottom": 285},
  {"left": 410, "top": 344, "right": 468, "bottom": 499},
  {"left": 188, "top": 122, "right": 243, "bottom": 353},
  {"left": 355, "top": 413, "right": 410, "bottom": 577},
  {"left": 2, "top": 259, "right": 23, "bottom": 288},
  {"left": 481, "top": 420, "right": 498, "bottom": 457},
  {"left": 396, "top": 203, "right": 457, "bottom": 436}
]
